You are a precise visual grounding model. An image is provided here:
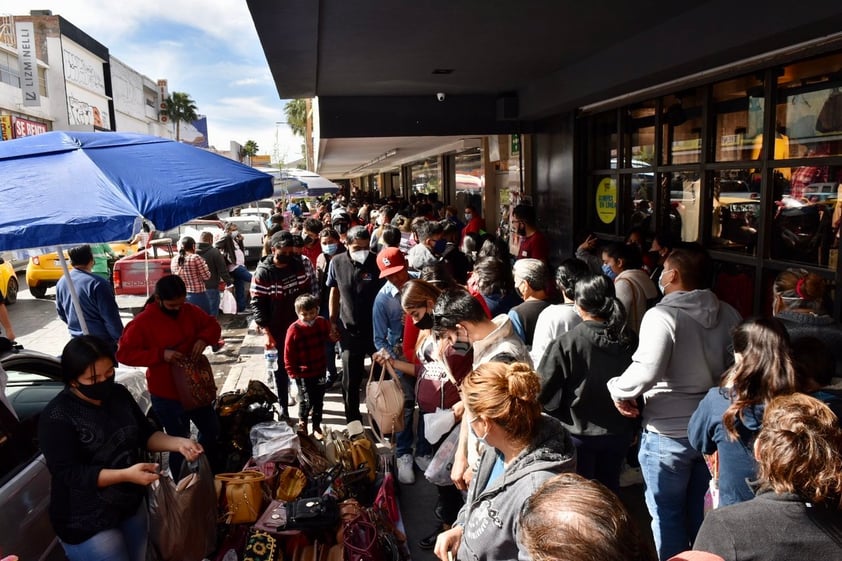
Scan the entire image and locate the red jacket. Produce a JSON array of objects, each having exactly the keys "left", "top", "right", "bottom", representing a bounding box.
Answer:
[{"left": 116, "top": 302, "right": 221, "bottom": 400}]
